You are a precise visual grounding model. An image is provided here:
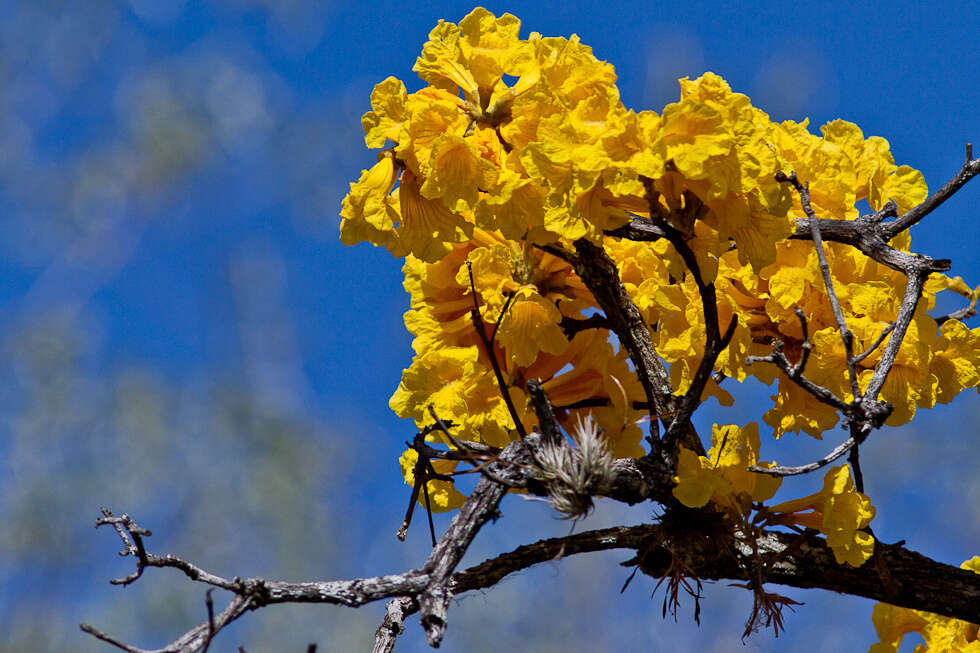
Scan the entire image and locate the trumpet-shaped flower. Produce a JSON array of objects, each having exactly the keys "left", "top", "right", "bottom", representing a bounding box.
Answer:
[{"left": 768, "top": 465, "right": 876, "bottom": 566}]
